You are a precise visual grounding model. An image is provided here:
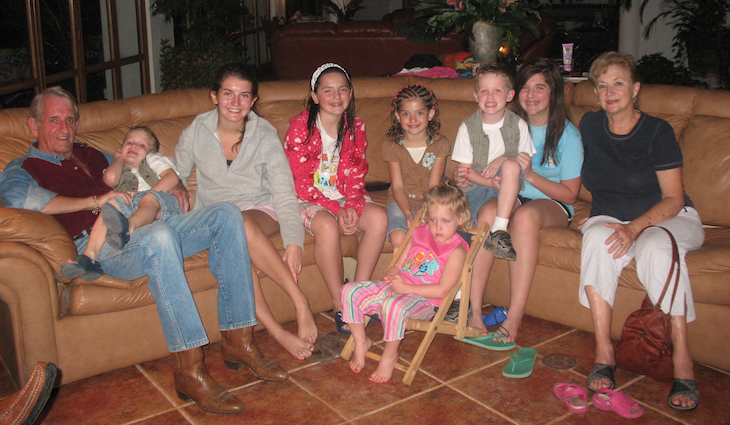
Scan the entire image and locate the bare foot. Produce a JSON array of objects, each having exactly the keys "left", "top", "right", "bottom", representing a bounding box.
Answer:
[
  {"left": 275, "top": 330, "right": 314, "bottom": 360},
  {"left": 296, "top": 306, "right": 319, "bottom": 344},
  {"left": 494, "top": 317, "right": 521, "bottom": 343},
  {"left": 468, "top": 315, "right": 488, "bottom": 335},
  {"left": 349, "top": 338, "right": 372, "bottom": 373},
  {"left": 369, "top": 349, "right": 398, "bottom": 383}
]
